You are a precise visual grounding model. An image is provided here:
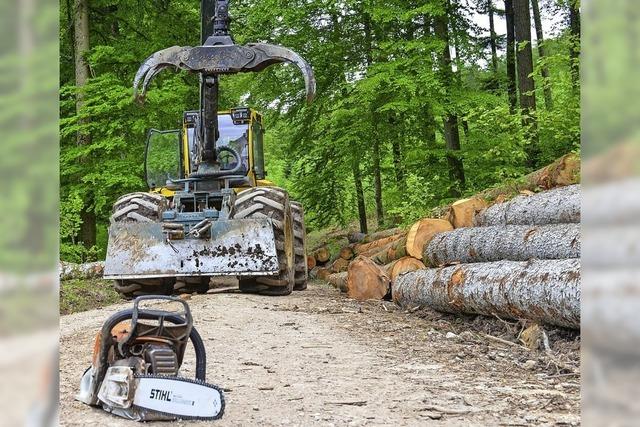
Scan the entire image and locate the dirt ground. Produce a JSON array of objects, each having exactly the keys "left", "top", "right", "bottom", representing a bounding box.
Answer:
[{"left": 59, "top": 281, "right": 580, "bottom": 426}]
